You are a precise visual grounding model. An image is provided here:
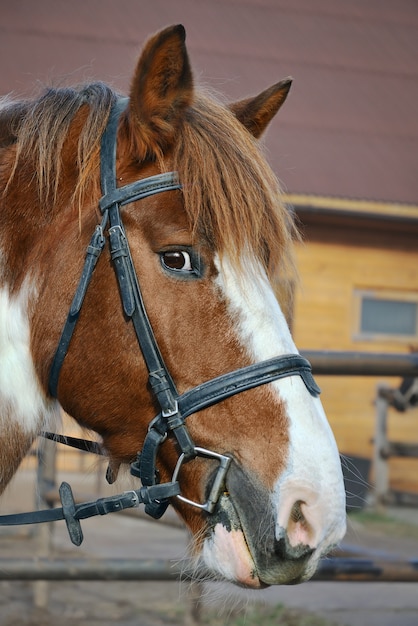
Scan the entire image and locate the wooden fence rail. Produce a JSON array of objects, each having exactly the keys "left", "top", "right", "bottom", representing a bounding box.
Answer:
[
  {"left": 1, "top": 557, "right": 418, "bottom": 583},
  {"left": 302, "top": 350, "right": 418, "bottom": 377}
]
